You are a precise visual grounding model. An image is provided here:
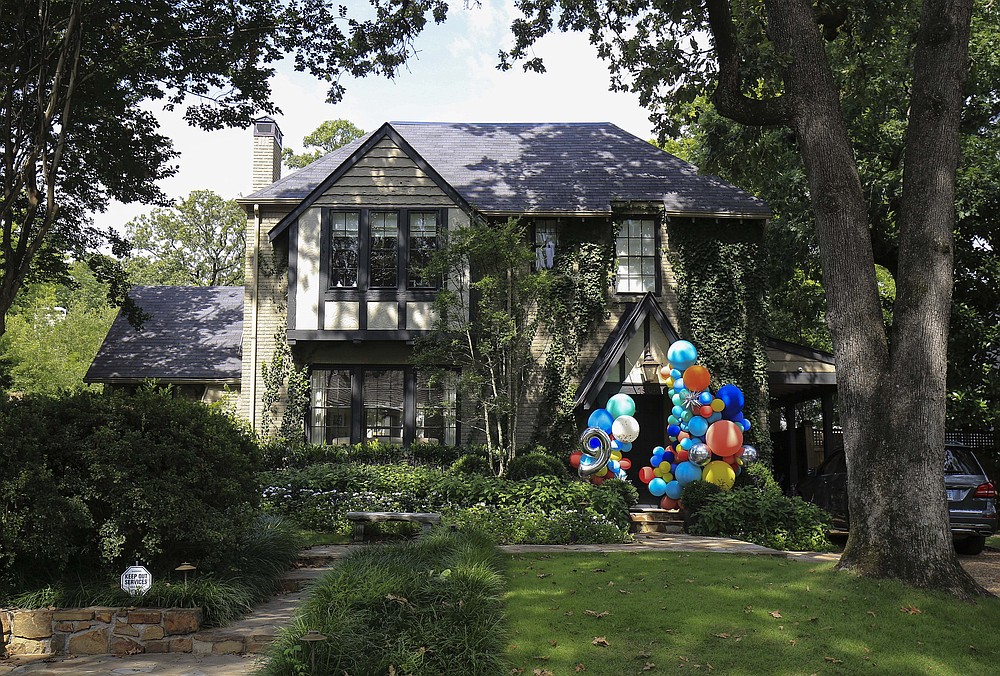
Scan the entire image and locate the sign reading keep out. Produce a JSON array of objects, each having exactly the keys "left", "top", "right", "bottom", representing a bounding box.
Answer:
[{"left": 121, "top": 565, "right": 153, "bottom": 595}]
